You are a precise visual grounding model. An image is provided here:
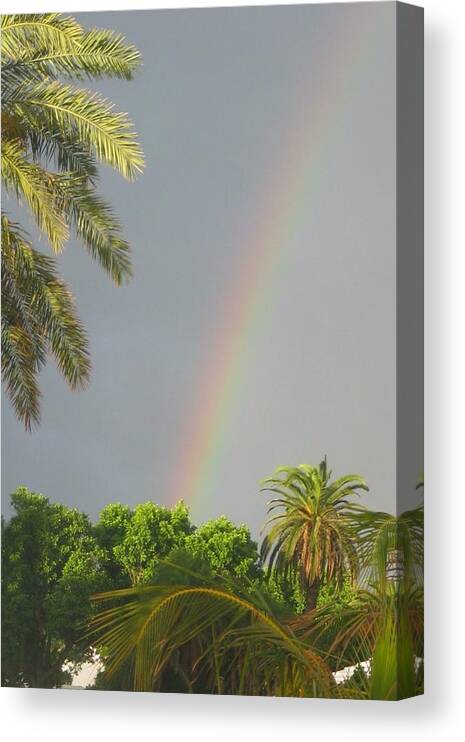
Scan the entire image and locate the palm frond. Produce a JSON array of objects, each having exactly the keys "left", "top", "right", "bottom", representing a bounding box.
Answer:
[
  {"left": 1, "top": 138, "right": 68, "bottom": 251},
  {"left": 57, "top": 177, "right": 133, "bottom": 284},
  {"left": 90, "top": 579, "right": 334, "bottom": 697},
  {"left": 10, "top": 80, "right": 144, "bottom": 179},
  {"left": 1, "top": 13, "right": 83, "bottom": 59},
  {"left": 300, "top": 580, "right": 423, "bottom": 700},
  {"left": 1, "top": 214, "right": 91, "bottom": 427},
  {"left": 1, "top": 323, "right": 42, "bottom": 431},
  {"left": 351, "top": 505, "right": 424, "bottom": 589},
  {"left": 27, "top": 129, "right": 99, "bottom": 179},
  {"left": 2, "top": 35, "right": 140, "bottom": 91},
  {"left": 25, "top": 29, "right": 141, "bottom": 81}
]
